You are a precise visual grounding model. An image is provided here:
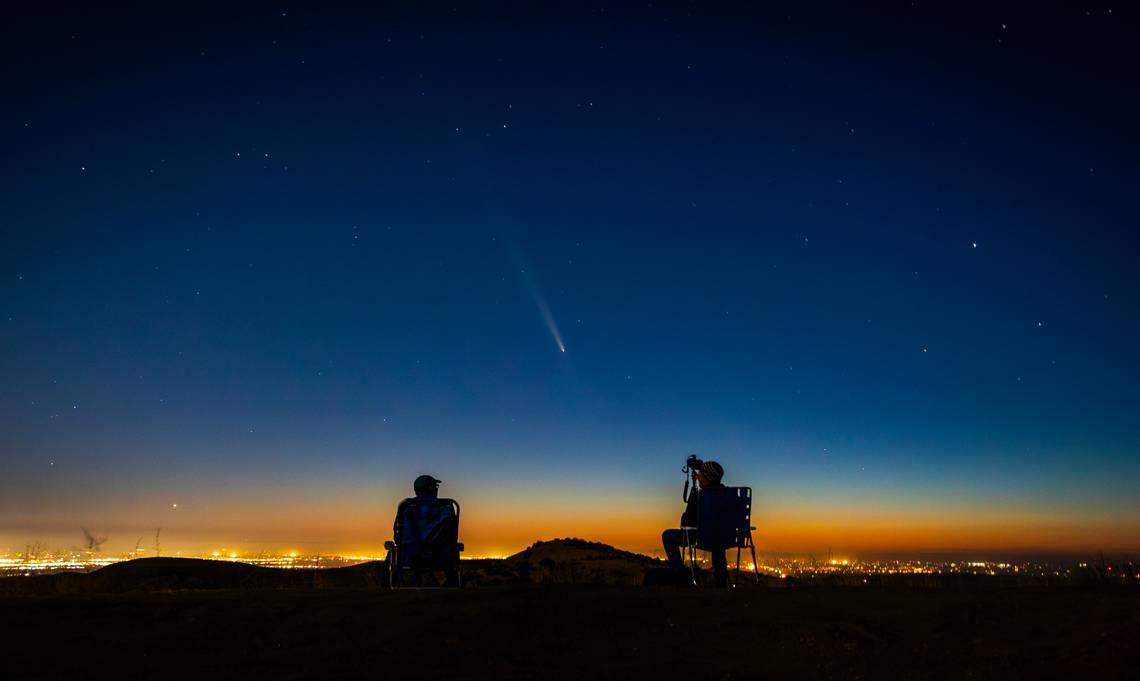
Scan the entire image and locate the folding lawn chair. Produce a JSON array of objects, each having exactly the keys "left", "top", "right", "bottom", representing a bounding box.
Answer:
[
  {"left": 681, "top": 486, "right": 759, "bottom": 587},
  {"left": 384, "top": 497, "right": 464, "bottom": 588}
]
